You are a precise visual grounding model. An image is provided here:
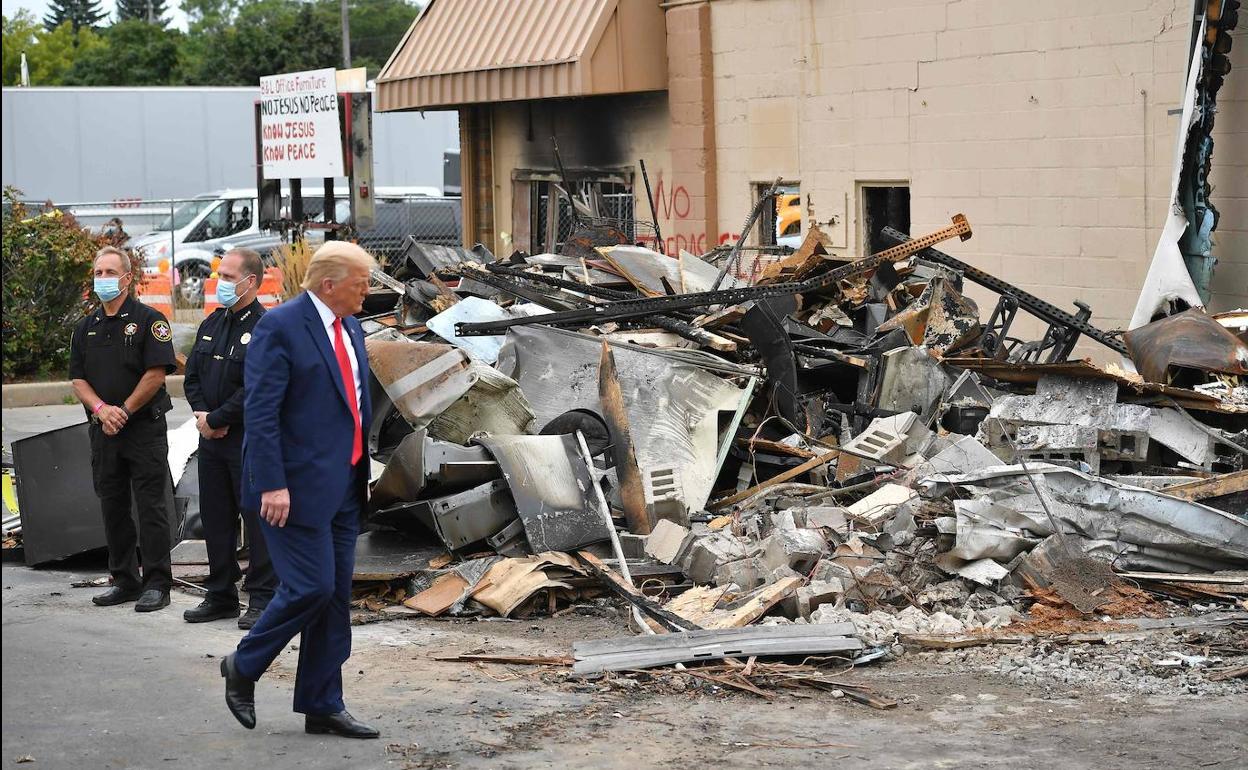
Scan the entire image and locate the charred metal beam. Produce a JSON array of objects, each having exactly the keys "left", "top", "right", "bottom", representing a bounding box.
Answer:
[
  {"left": 461, "top": 263, "right": 728, "bottom": 348},
  {"left": 879, "top": 226, "right": 1128, "bottom": 358},
  {"left": 456, "top": 216, "right": 973, "bottom": 337}
]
